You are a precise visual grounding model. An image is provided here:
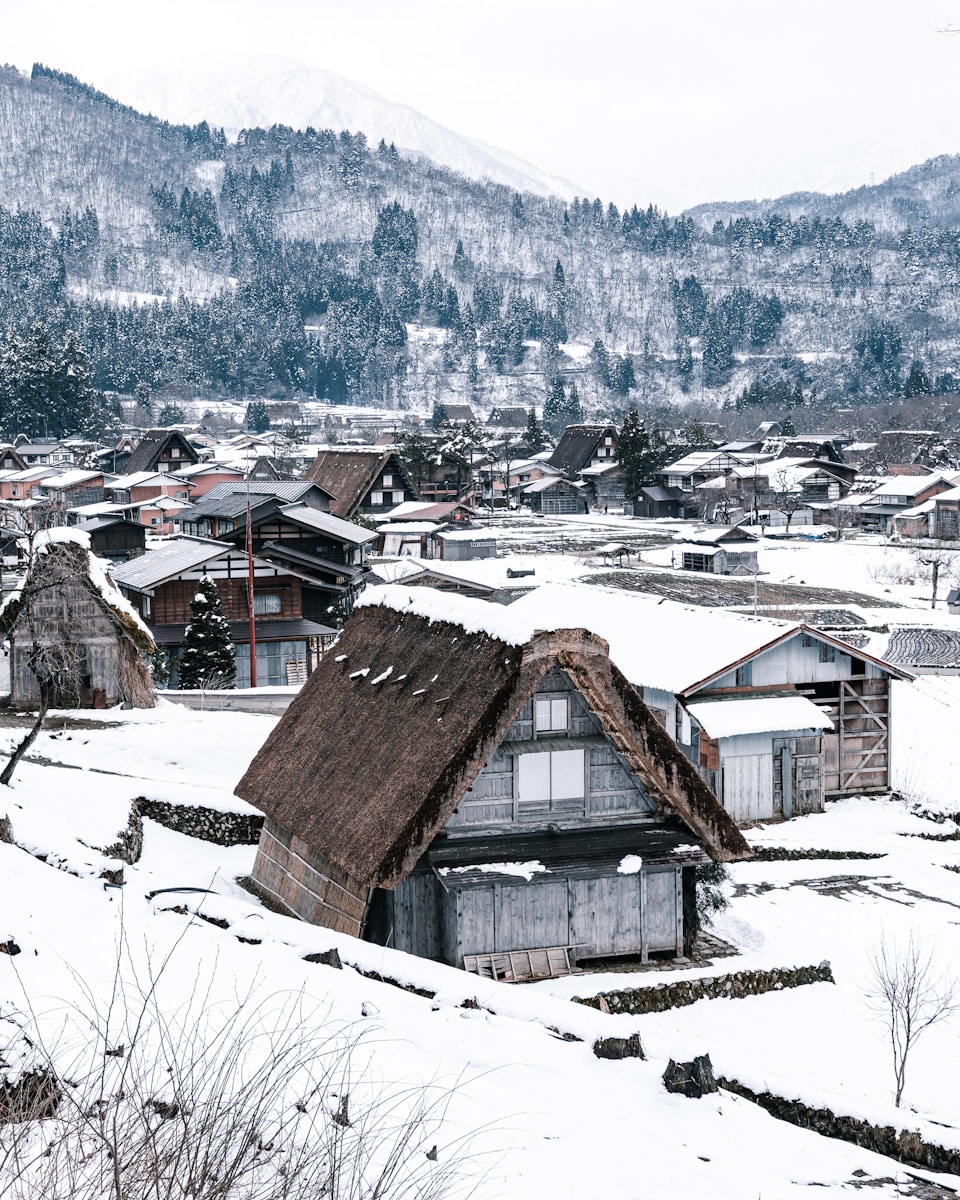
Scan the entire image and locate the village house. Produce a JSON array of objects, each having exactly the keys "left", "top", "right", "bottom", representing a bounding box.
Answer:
[
  {"left": 622, "top": 486, "right": 686, "bottom": 520},
  {"left": 933, "top": 485, "right": 960, "bottom": 540},
  {"left": 375, "top": 501, "right": 489, "bottom": 560},
  {"left": 121, "top": 428, "right": 201, "bottom": 475},
  {"left": 671, "top": 526, "right": 759, "bottom": 575},
  {"left": 0, "top": 531, "right": 155, "bottom": 710},
  {"left": 305, "top": 447, "right": 420, "bottom": 518},
  {"left": 175, "top": 481, "right": 334, "bottom": 540},
  {"left": 508, "top": 584, "right": 909, "bottom": 825},
  {"left": 853, "top": 471, "right": 956, "bottom": 536},
  {"left": 111, "top": 537, "right": 337, "bottom": 687},
  {"left": 521, "top": 475, "right": 589, "bottom": 515},
  {"left": 75, "top": 515, "right": 146, "bottom": 562},
  {"left": 237, "top": 589, "right": 750, "bottom": 978},
  {"left": 216, "top": 500, "right": 376, "bottom": 623}
]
